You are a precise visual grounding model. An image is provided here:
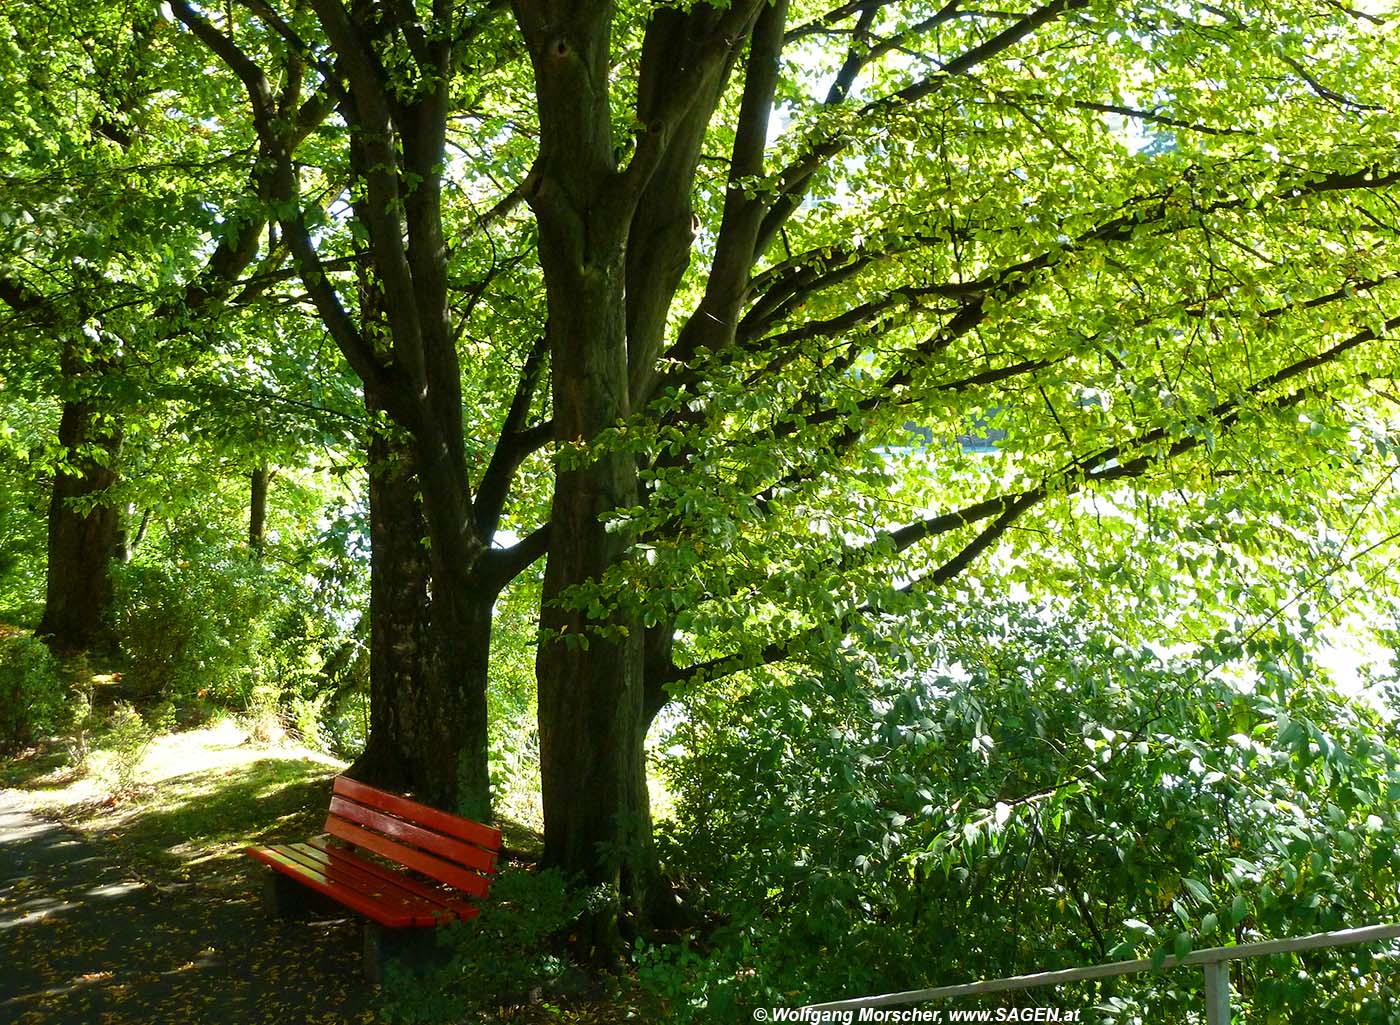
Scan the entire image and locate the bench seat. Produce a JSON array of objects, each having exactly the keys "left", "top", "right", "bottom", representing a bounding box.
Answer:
[
  {"left": 247, "top": 775, "right": 502, "bottom": 979},
  {"left": 249, "top": 837, "right": 480, "bottom": 928}
]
